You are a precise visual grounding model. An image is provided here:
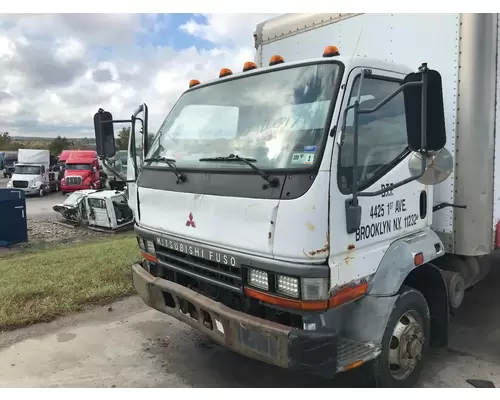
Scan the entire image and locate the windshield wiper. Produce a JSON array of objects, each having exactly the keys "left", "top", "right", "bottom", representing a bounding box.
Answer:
[
  {"left": 144, "top": 156, "right": 187, "bottom": 184},
  {"left": 199, "top": 154, "right": 279, "bottom": 190}
]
